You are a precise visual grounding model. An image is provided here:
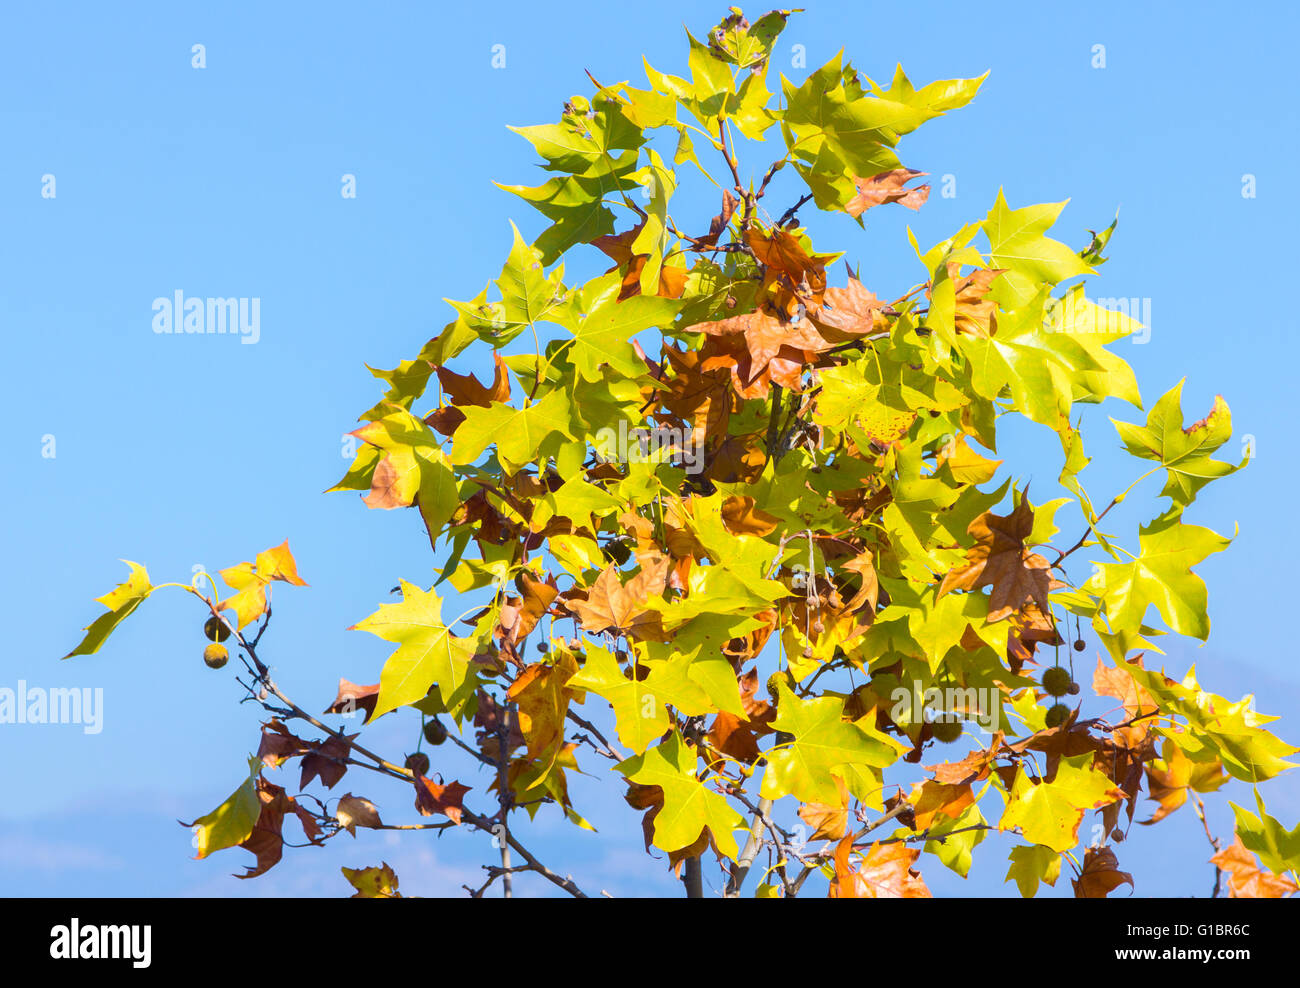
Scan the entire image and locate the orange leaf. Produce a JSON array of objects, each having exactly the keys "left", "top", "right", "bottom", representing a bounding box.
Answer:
[
  {"left": 831, "top": 838, "right": 932, "bottom": 898},
  {"left": 1211, "top": 836, "right": 1299, "bottom": 898},
  {"left": 845, "top": 168, "right": 930, "bottom": 217},
  {"left": 413, "top": 776, "right": 471, "bottom": 823}
]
